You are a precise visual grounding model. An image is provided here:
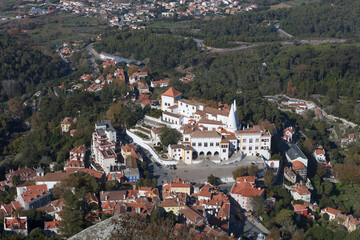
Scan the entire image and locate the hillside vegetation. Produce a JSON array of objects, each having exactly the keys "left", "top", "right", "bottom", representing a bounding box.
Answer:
[{"left": 0, "top": 33, "right": 66, "bottom": 100}]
